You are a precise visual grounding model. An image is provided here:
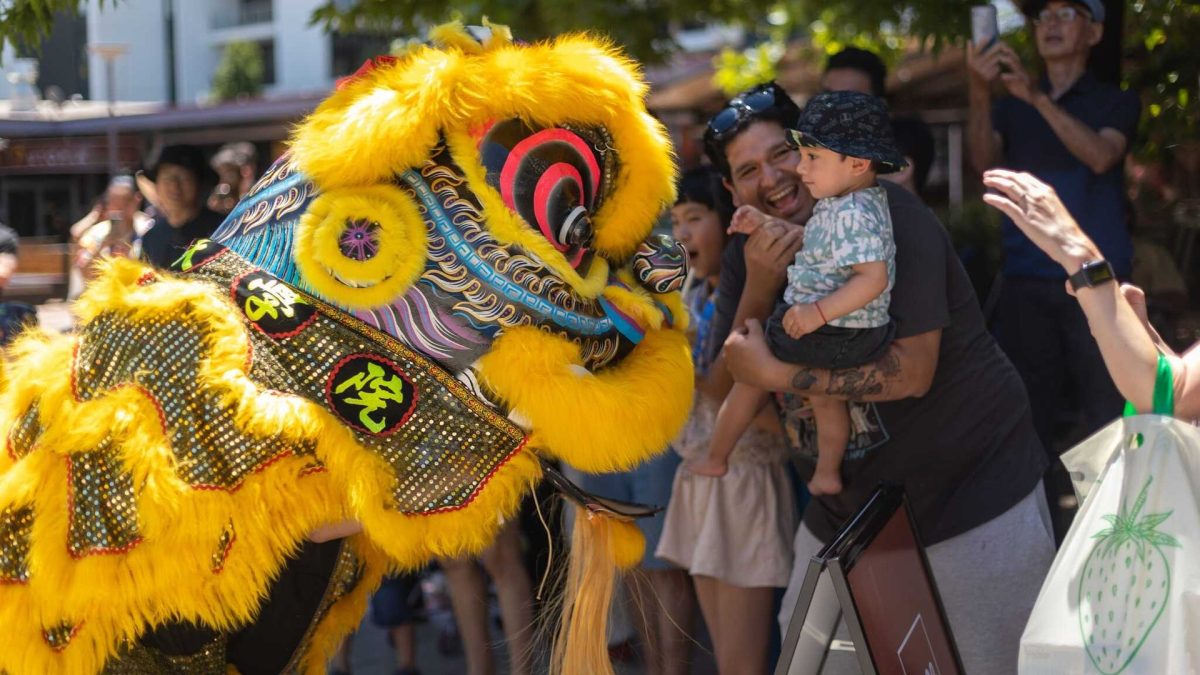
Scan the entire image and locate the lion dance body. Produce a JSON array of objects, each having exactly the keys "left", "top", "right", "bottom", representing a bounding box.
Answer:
[{"left": 0, "top": 23, "right": 691, "bottom": 674}]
